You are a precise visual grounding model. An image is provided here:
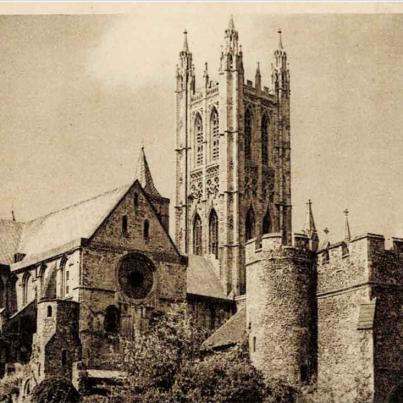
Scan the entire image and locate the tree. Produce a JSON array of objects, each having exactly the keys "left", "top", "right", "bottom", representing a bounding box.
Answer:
[
  {"left": 171, "top": 345, "right": 266, "bottom": 403},
  {"left": 108, "top": 303, "right": 267, "bottom": 403}
]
